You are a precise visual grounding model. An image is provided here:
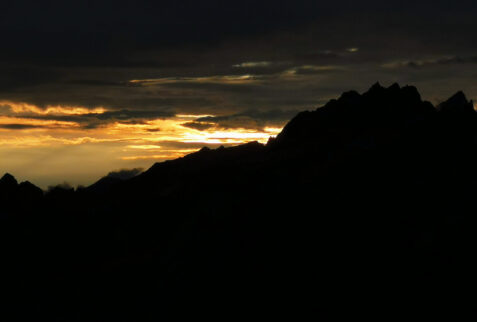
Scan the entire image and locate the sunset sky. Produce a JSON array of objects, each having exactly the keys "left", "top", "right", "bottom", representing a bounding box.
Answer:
[{"left": 1, "top": 0, "right": 477, "bottom": 188}]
